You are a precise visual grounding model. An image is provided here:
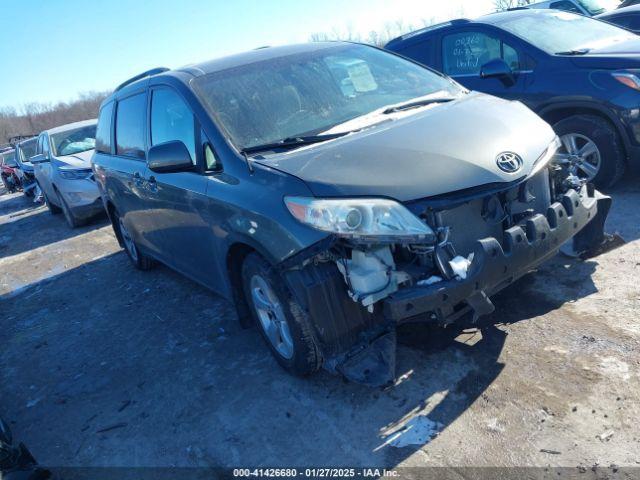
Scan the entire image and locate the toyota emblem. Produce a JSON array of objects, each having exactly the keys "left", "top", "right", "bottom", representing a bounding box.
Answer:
[{"left": 496, "top": 152, "right": 523, "bottom": 173}]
